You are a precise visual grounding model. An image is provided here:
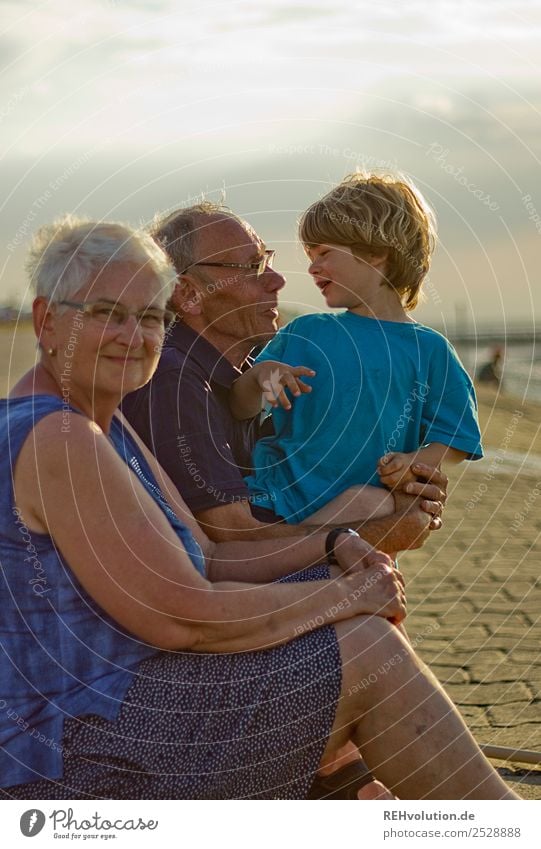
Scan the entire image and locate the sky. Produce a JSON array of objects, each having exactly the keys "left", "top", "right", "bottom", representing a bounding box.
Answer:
[{"left": 1, "top": 0, "right": 541, "bottom": 332}]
